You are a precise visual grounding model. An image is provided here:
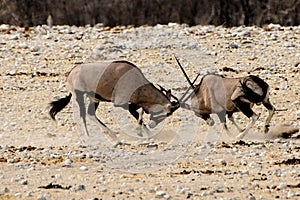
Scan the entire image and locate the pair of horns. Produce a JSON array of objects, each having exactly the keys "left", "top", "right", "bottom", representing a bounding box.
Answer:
[
  {"left": 174, "top": 56, "right": 200, "bottom": 103},
  {"left": 157, "top": 56, "right": 199, "bottom": 108}
]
